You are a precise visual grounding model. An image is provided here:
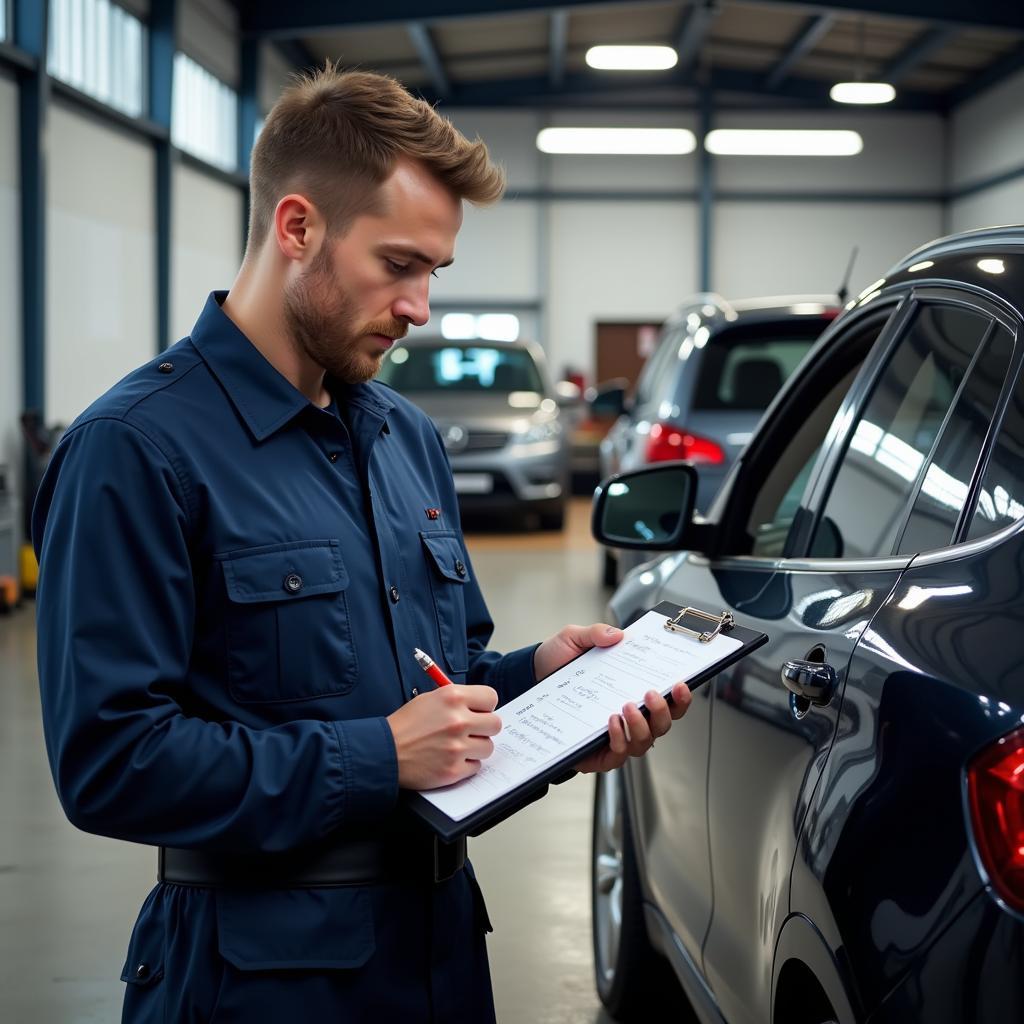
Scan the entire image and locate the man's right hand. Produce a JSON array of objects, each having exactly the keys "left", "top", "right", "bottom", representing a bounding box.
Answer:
[{"left": 386, "top": 684, "right": 501, "bottom": 790}]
